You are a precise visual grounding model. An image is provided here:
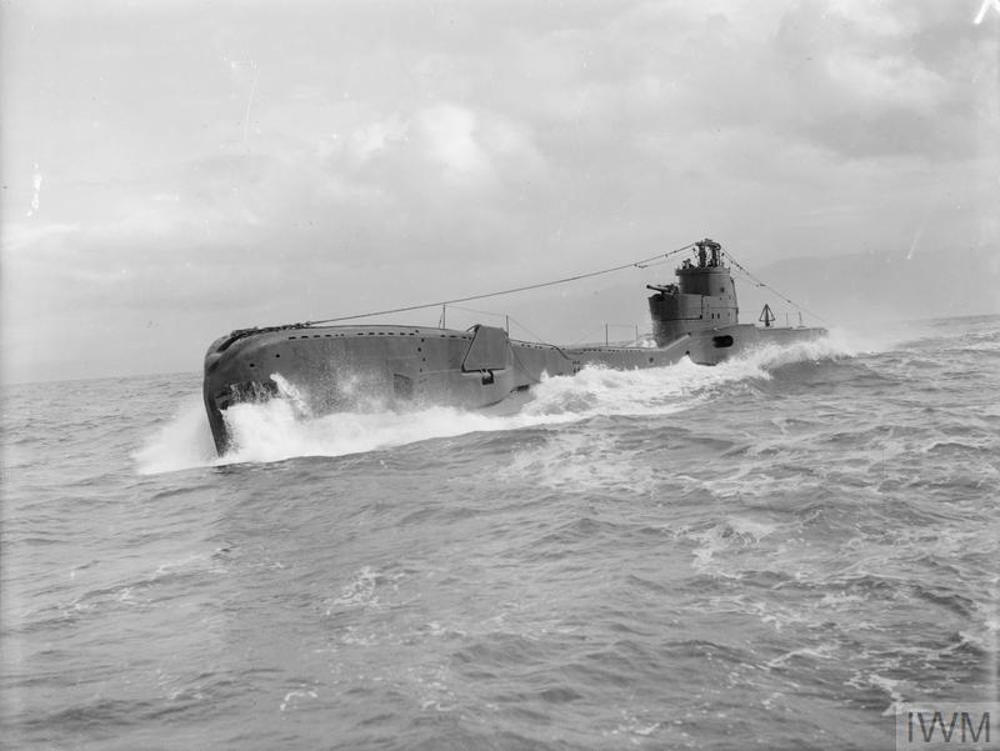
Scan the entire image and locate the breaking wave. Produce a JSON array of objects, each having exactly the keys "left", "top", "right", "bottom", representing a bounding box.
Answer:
[
  {"left": 132, "top": 397, "right": 217, "bottom": 474},
  {"left": 135, "top": 333, "right": 855, "bottom": 472}
]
